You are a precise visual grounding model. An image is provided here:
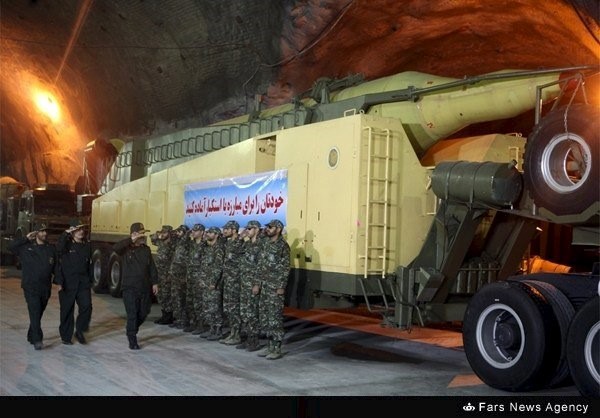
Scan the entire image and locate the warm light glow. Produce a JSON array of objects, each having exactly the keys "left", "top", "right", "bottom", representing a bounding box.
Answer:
[{"left": 34, "top": 91, "right": 61, "bottom": 122}]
